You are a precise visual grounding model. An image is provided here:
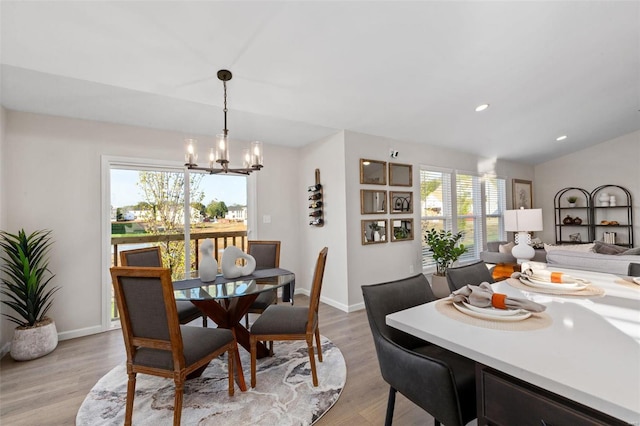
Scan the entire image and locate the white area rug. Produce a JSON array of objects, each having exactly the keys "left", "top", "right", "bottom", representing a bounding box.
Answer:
[{"left": 76, "top": 336, "right": 345, "bottom": 425}]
